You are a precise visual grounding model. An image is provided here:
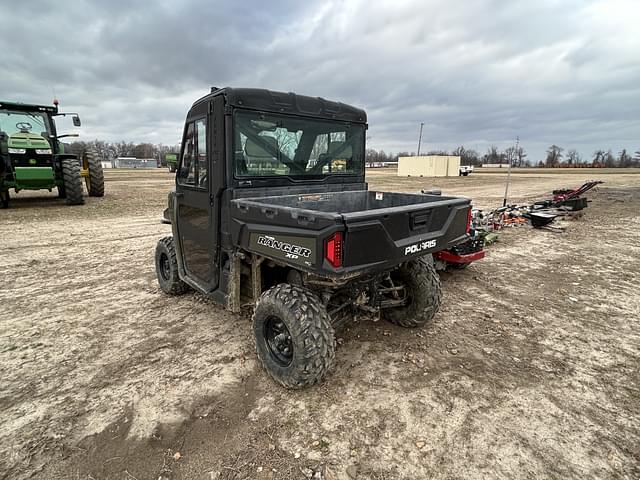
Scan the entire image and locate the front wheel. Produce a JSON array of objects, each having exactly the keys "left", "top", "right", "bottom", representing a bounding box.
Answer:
[
  {"left": 253, "top": 284, "right": 336, "bottom": 389},
  {"left": 382, "top": 258, "right": 442, "bottom": 328},
  {"left": 155, "top": 236, "right": 189, "bottom": 295},
  {"left": 83, "top": 149, "right": 105, "bottom": 197},
  {"left": 61, "top": 159, "right": 84, "bottom": 205}
]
